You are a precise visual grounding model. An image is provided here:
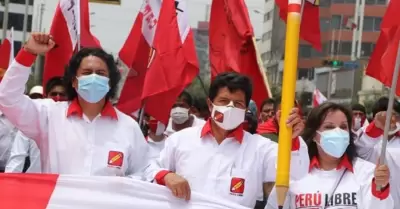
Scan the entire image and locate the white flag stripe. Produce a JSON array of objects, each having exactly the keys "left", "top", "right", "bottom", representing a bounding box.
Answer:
[{"left": 60, "top": 0, "right": 80, "bottom": 50}]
